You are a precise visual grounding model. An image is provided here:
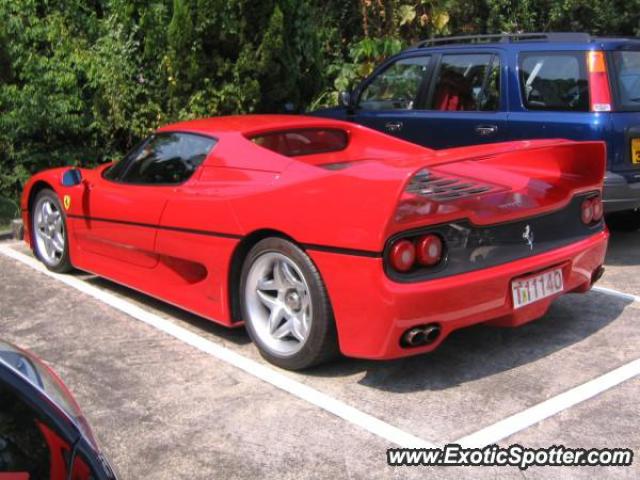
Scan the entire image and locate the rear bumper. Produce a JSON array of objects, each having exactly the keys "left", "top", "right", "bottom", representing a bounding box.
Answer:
[
  {"left": 309, "top": 230, "right": 608, "bottom": 360},
  {"left": 603, "top": 170, "right": 640, "bottom": 213}
]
